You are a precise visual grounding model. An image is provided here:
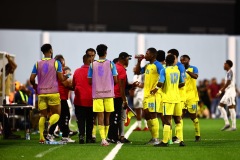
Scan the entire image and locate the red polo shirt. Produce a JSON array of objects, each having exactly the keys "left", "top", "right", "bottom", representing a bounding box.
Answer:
[
  {"left": 114, "top": 62, "right": 127, "bottom": 98},
  {"left": 72, "top": 65, "right": 93, "bottom": 107},
  {"left": 58, "top": 70, "right": 69, "bottom": 100}
]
